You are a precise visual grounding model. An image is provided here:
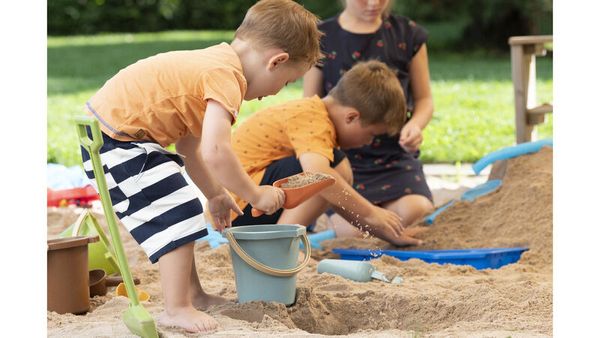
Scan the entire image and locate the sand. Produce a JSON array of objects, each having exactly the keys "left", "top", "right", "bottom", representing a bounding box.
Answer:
[
  {"left": 47, "top": 147, "right": 553, "bottom": 337},
  {"left": 280, "top": 172, "right": 334, "bottom": 188}
]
